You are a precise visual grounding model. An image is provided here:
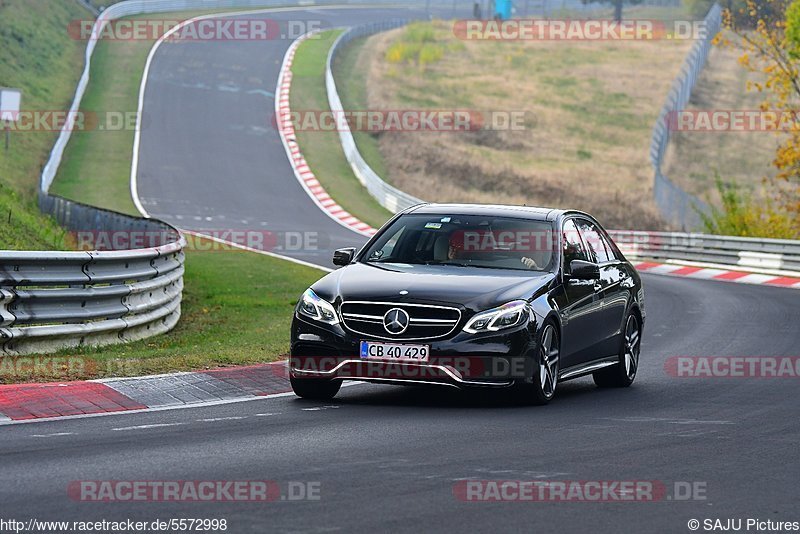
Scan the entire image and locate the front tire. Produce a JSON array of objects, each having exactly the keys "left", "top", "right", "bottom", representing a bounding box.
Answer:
[
  {"left": 290, "top": 376, "right": 342, "bottom": 400},
  {"left": 593, "top": 312, "right": 641, "bottom": 388},
  {"left": 512, "top": 321, "right": 560, "bottom": 405}
]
